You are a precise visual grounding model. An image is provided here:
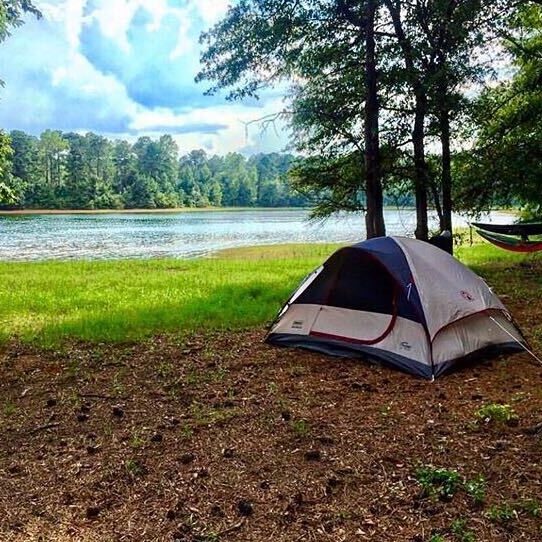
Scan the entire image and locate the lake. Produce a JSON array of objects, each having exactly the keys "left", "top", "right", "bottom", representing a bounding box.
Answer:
[{"left": 0, "top": 209, "right": 513, "bottom": 261}]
